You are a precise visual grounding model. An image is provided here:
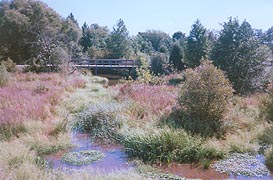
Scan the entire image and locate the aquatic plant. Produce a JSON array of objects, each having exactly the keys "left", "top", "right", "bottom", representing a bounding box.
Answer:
[
  {"left": 213, "top": 153, "right": 270, "bottom": 177},
  {"left": 62, "top": 150, "right": 104, "bottom": 165}
]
